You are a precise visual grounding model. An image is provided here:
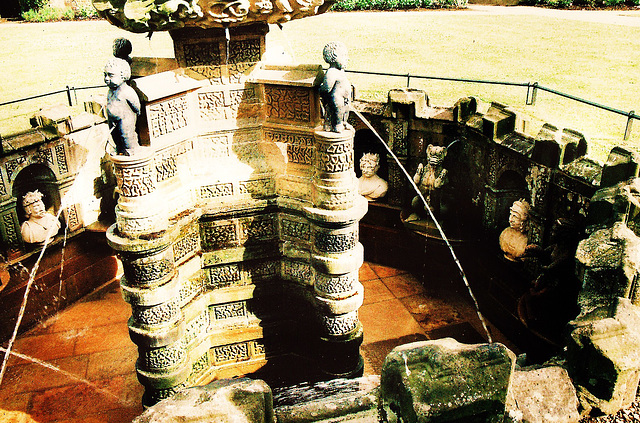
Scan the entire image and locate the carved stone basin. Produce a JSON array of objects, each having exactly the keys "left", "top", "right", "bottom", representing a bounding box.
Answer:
[{"left": 92, "top": 0, "right": 335, "bottom": 33}]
